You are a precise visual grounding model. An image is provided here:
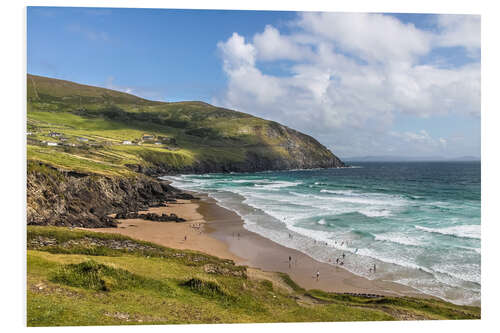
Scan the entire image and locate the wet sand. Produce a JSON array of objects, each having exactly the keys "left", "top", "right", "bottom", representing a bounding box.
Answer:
[{"left": 90, "top": 195, "right": 426, "bottom": 298}]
